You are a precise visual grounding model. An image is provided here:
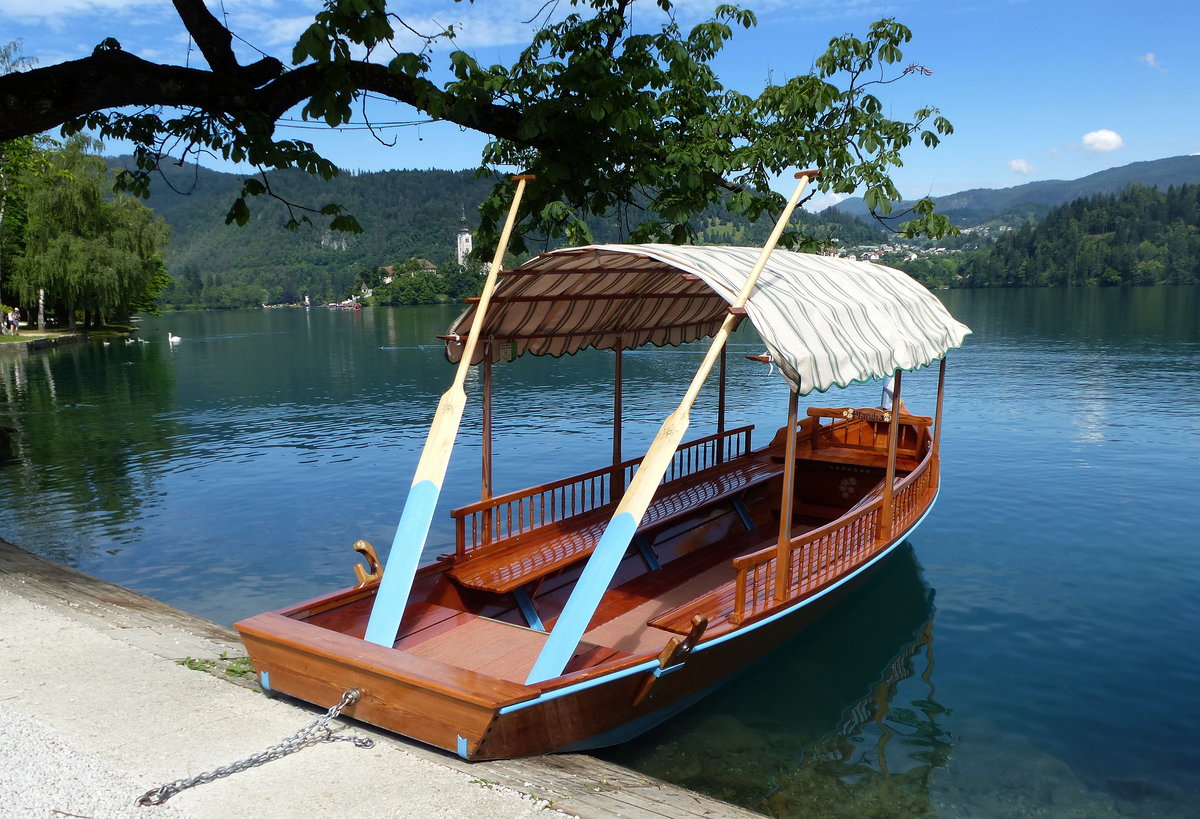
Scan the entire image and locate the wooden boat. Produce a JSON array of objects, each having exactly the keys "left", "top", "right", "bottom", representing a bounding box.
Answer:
[{"left": 236, "top": 233, "right": 970, "bottom": 760}]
